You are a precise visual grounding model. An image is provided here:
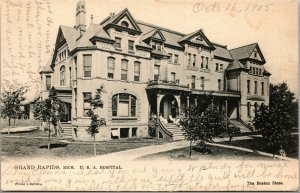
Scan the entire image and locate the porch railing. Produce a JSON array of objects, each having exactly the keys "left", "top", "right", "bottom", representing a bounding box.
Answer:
[{"left": 238, "top": 116, "right": 254, "bottom": 131}]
